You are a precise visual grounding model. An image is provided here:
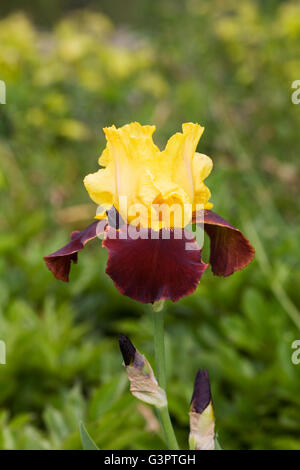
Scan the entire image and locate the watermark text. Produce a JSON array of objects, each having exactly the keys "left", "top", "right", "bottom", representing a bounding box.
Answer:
[
  {"left": 0, "top": 340, "right": 6, "bottom": 364},
  {"left": 0, "top": 80, "right": 6, "bottom": 104}
]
